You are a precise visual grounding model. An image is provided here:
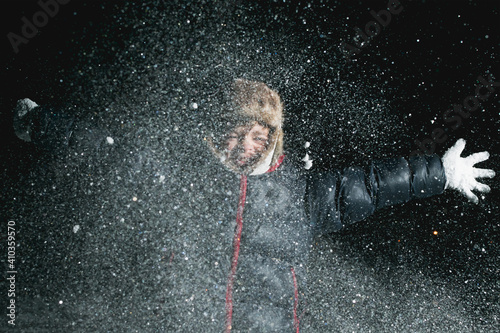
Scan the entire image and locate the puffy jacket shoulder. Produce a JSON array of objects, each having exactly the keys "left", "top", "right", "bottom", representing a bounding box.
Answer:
[{"left": 306, "top": 154, "right": 446, "bottom": 234}]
